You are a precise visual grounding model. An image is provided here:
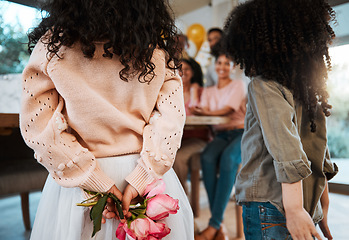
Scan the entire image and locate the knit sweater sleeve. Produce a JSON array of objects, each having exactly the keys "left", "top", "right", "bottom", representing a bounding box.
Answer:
[
  {"left": 126, "top": 66, "right": 186, "bottom": 195},
  {"left": 20, "top": 41, "right": 115, "bottom": 193}
]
